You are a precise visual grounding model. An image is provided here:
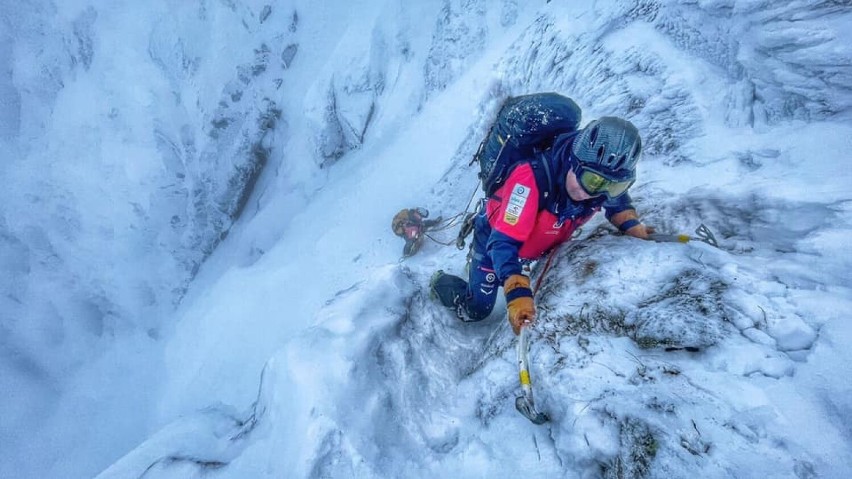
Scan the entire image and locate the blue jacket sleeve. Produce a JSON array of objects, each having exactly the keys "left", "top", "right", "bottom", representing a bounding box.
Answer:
[
  {"left": 486, "top": 229, "right": 524, "bottom": 282},
  {"left": 603, "top": 193, "right": 635, "bottom": 220}
]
